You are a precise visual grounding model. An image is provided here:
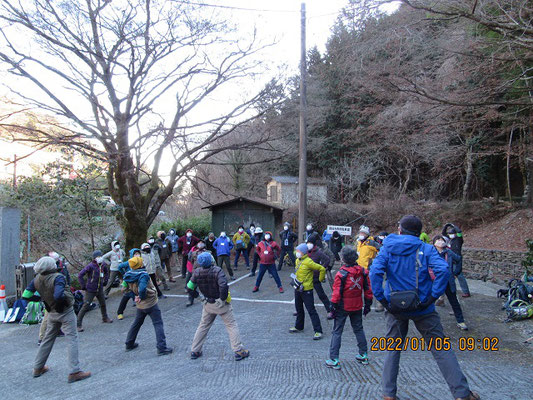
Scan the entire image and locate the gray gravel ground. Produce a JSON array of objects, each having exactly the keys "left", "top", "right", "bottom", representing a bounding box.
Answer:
[{"left": 1, "top": 266, "right": 532, "bottom": 400}]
